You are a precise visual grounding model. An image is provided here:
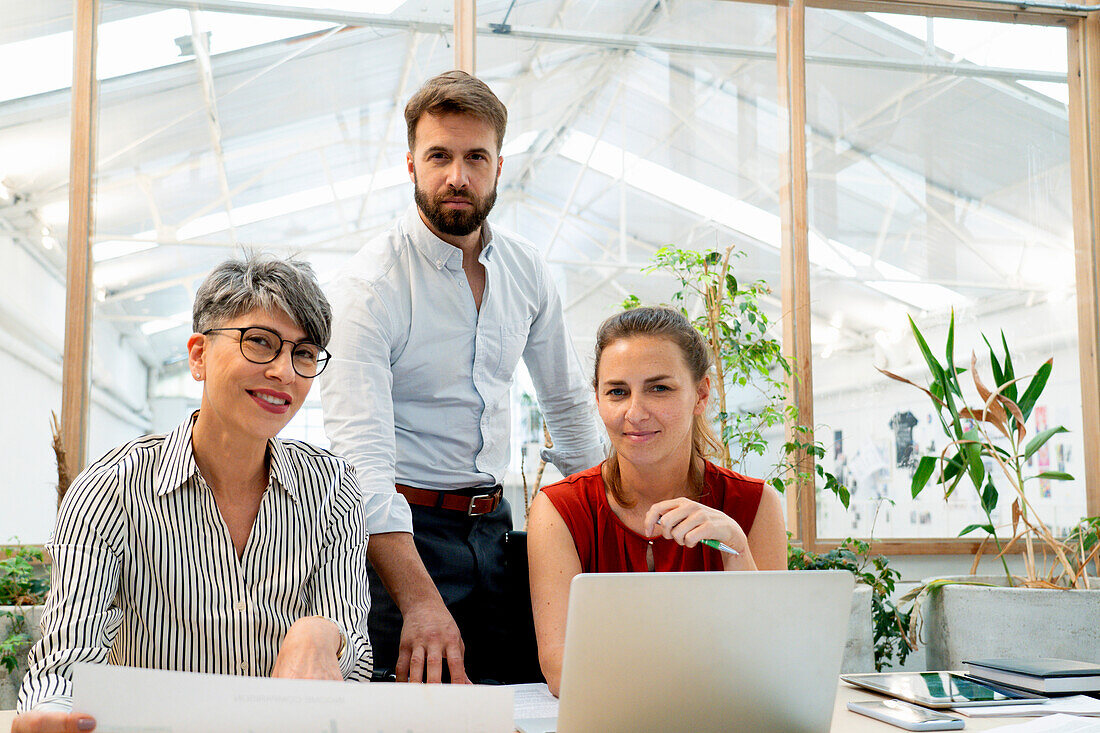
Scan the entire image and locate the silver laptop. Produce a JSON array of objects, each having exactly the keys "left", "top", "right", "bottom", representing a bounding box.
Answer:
[{"left": 517, "top": 570, "right": 854, "bottom": 733}]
